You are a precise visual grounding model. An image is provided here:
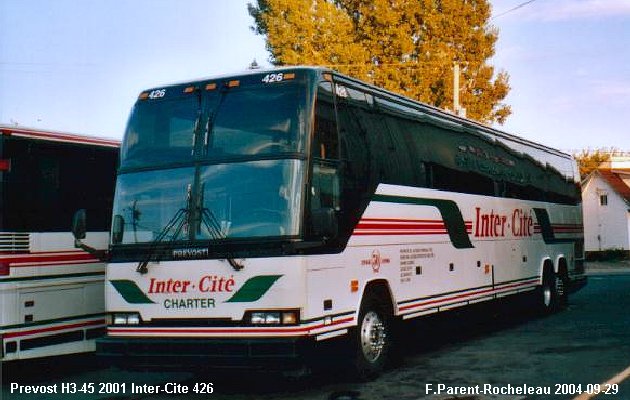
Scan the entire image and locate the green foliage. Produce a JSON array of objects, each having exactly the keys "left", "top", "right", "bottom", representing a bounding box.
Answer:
[{"left": 248, "top": 0, "right": 511, "bottom": 124}]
